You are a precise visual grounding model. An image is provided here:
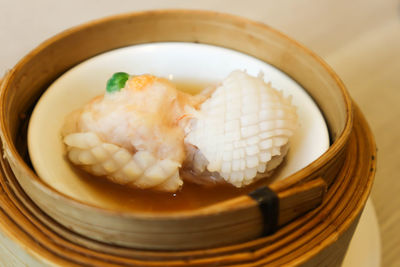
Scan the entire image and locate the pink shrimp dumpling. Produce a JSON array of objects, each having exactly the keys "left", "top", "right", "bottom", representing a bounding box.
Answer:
[{"left": 63, "top": 74, "right": 200, "bottom": 192}]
